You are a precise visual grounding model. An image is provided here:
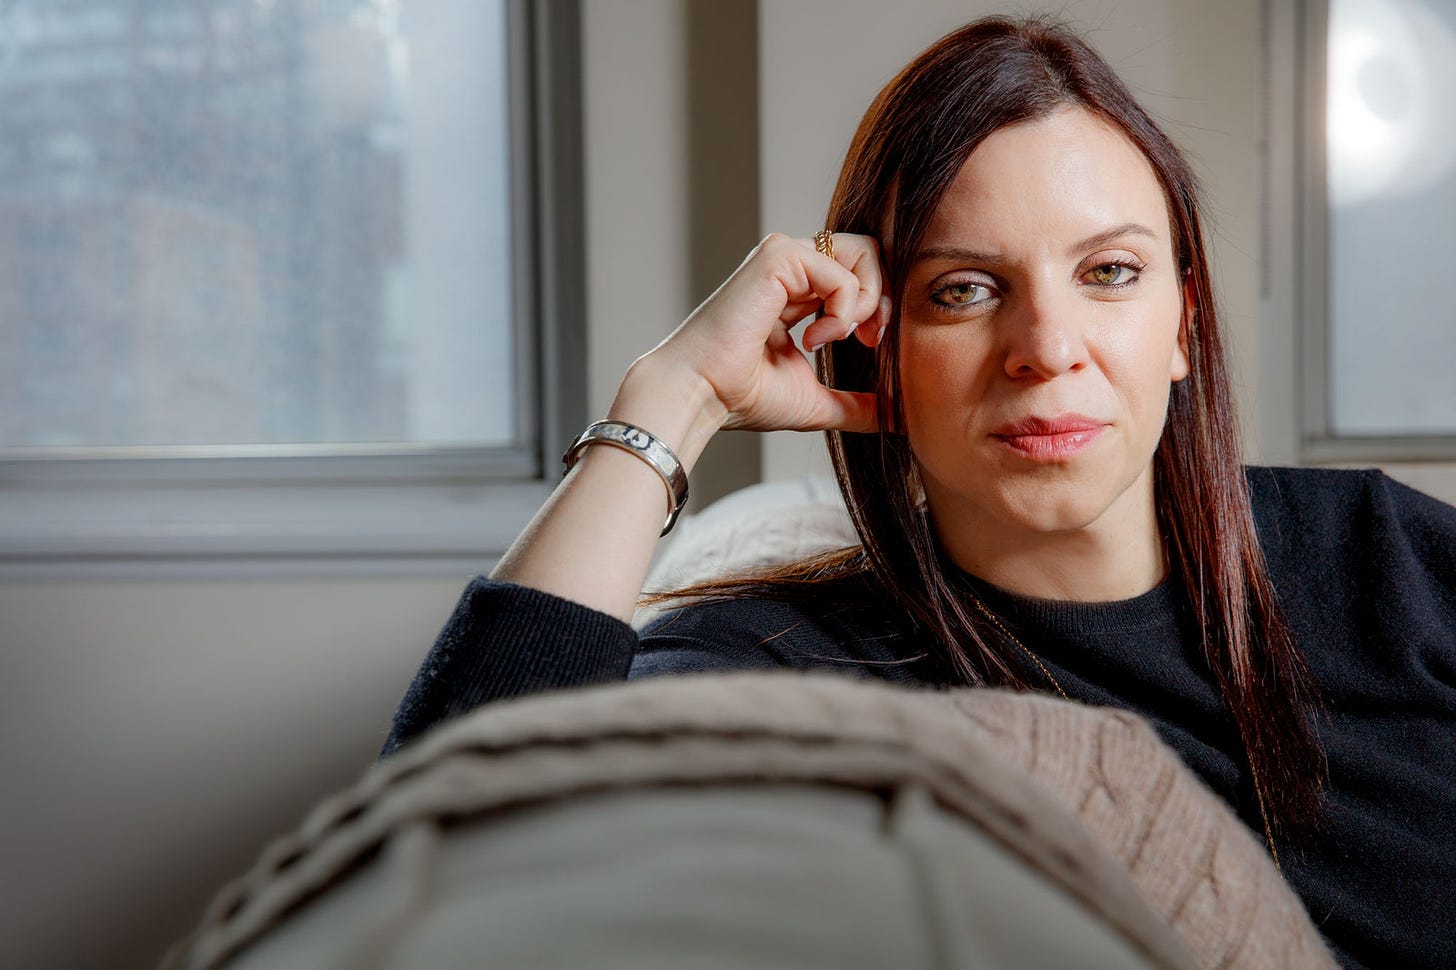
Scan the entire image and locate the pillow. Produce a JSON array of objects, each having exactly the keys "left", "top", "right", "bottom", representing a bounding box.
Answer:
[{"left": 636, "top": 476, "right": 855, "bottom": 627}]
